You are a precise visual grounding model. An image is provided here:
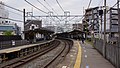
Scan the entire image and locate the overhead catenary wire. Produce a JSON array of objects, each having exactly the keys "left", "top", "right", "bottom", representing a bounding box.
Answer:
[
  {"left": 0, "top": 2, "right": 39, "bottom": 20},
  {"left": 111, "top": 1, "right": 119, "bottom": 8},
  {"left": 79, "top": 0, "right": 93, "bottom": 22},
  {"left": 43, "top": 0, "right": 62, "bottom": 22},
  {"left": 94, "top": 0, "right": 119, "bottom": 21},
  {"left": 107, "top": 1, "right": 119, "bottom": 12},
  {"left": 34, "top": 0, "right": 61, "bottom": 26},
  {"left": 0, "top": 3, "right": 23, "bottom": 22},
  {"left": 37, "top": 0, "right": 51, "bottom": 11},
  {"left": 44, "top": 0, "right": 59, "bottom": 15},
  {"left": 37, "top": 0, "right": 57, "bottom": 18},
  {"left": 107, "top": 1, "right": 120, "bottom": 13},
  {"left": 56, "top": 0, "right": 64, "bottom": 12},
  {"left": 25, "top": 0, "right": 48, "bottom": 14},
  {"left": 87, "top": 0, "right": 92, "bottom": 9},
  {"left": 0, "top": 3, "right": 23, "bottom": 12},
  {"left": 44, "top": 0, "right": 76, "bottom": 24},
  {"left": 37, "top": 0, "right": 60, "bottom": 20},
  {"left": 0, "top": 5, "right": 23, "bottom": 16}
]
